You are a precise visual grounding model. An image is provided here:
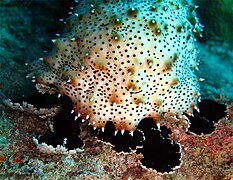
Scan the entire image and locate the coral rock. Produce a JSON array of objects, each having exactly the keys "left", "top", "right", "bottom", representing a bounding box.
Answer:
[{"left": 28, "top": 0, "right": 202, "bottom": 132}]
